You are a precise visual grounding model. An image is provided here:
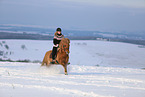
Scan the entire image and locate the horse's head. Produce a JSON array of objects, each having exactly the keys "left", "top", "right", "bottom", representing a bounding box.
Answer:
[{"left": 59, "top": 38, "right": 70, "bottom": 55}]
